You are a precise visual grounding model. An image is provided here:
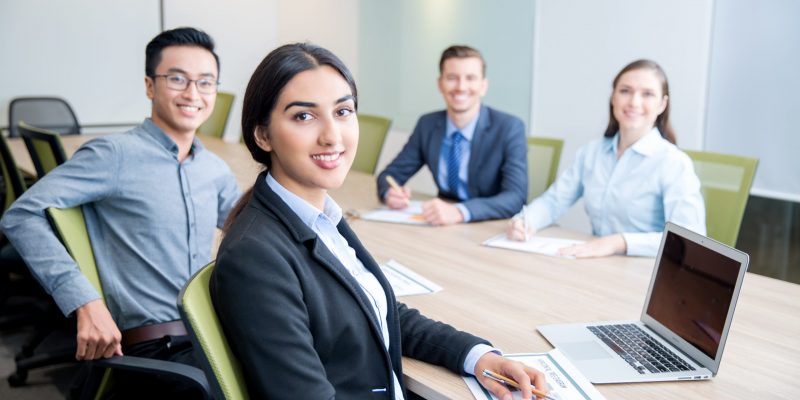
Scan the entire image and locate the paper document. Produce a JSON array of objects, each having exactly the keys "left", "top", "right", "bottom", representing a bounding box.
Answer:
[
  {"left": 379, "top": 259, "right": 442, "bottom": 296},
  {"left": 464, "top": 350, "right": 605, "bottom": 400},
  {"left": 360, "top": 200, "right": 427, "bottom": 225},
  {"left": 482, "top": 234, "right": 584, "bottom": 258}
]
